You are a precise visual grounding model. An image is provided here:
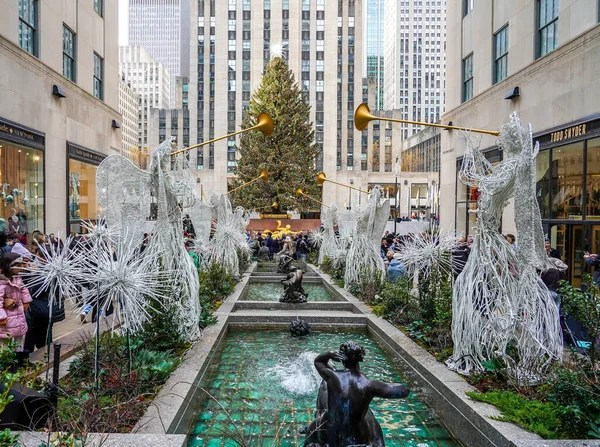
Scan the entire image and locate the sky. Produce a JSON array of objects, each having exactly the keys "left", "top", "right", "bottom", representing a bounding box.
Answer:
[{"left": 118, "top": 0, "right": 128, "bottom": 46}]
